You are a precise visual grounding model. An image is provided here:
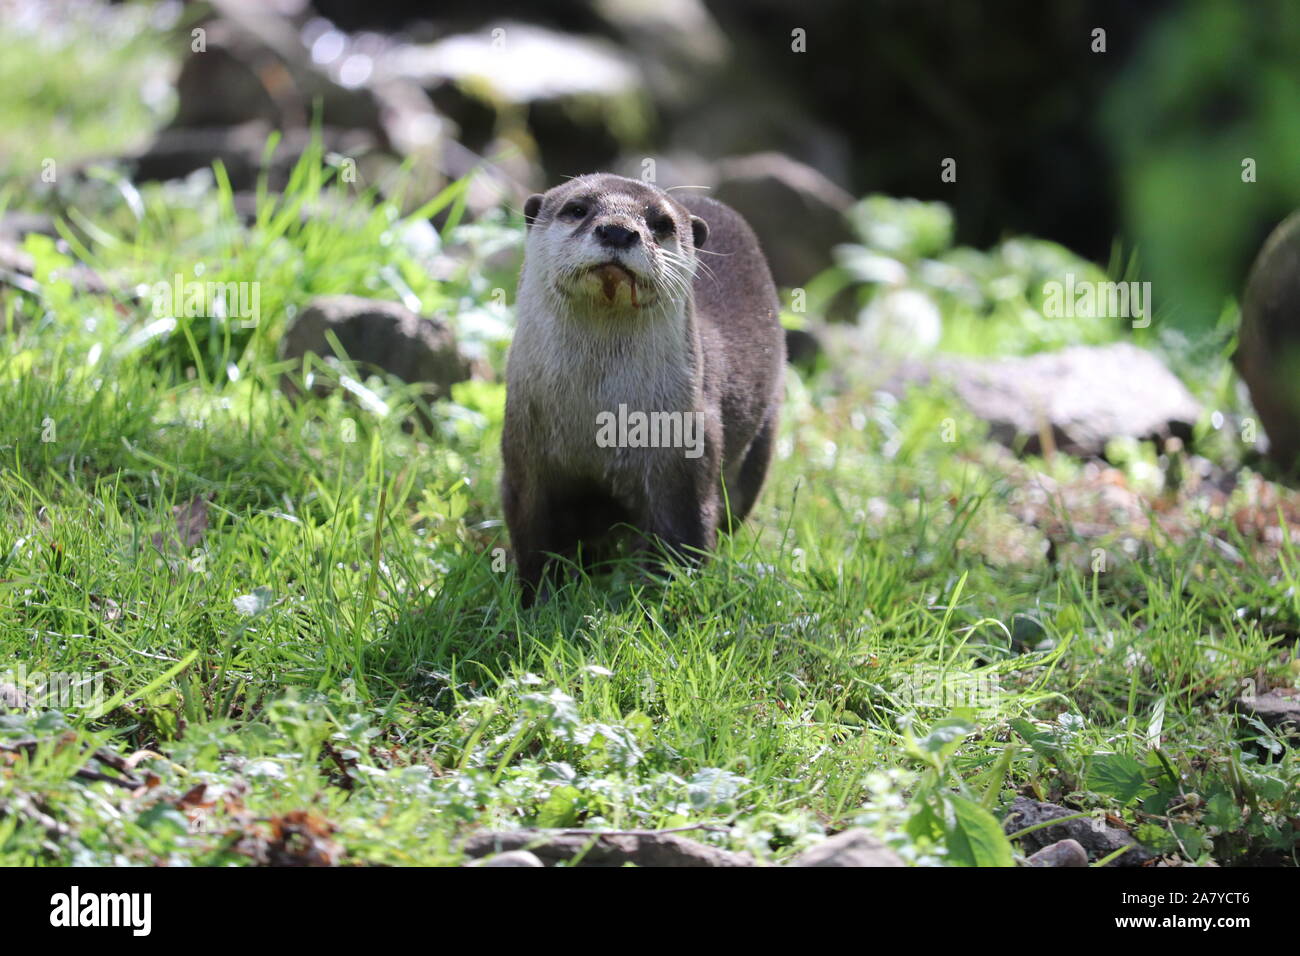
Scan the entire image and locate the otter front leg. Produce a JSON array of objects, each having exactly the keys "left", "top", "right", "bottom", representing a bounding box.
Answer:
[
  {"left": 502, "top": 474, "right": 559, "bottom": 607},
  {"left": 646, "top": 493, "right": 717, "bottom": 565},
  {"left": 640, "top": 459, "right": 720, "bottom": 567}
]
